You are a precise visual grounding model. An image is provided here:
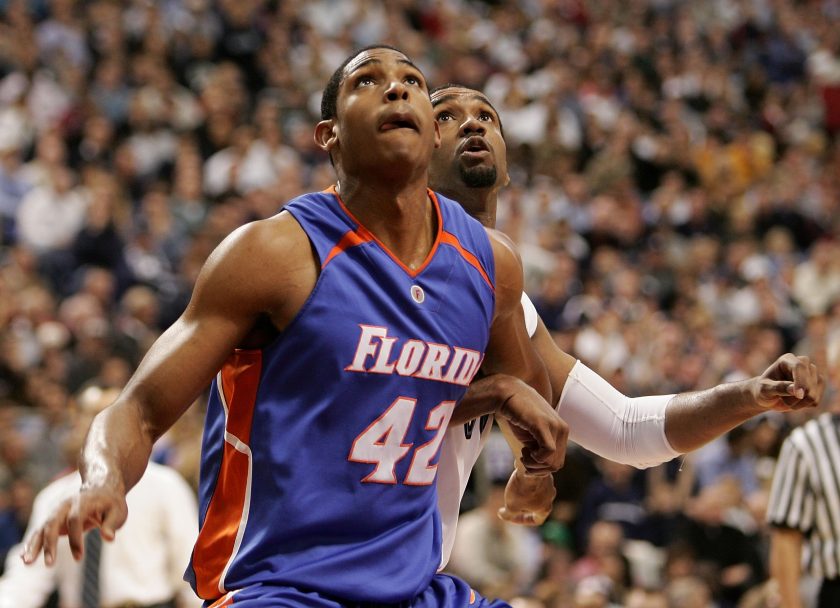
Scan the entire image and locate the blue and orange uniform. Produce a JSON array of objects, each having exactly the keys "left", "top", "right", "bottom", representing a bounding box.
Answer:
[{"left": 185, "top": 187, "right": 504, "bottom": 607}]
